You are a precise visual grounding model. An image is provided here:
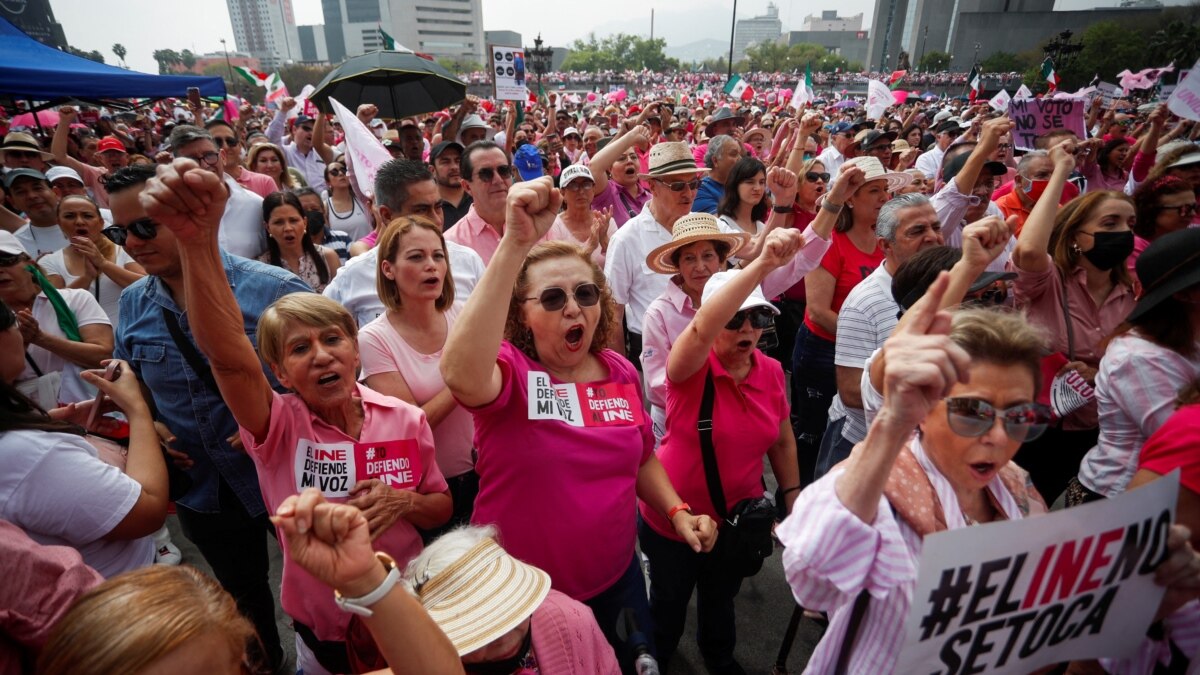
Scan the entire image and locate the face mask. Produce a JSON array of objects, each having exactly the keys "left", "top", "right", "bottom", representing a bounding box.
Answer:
[
  {"left": 1081, "top": 230, "right": 1134, "bottom": 271},
  {"left": 305, "top": 210, "right": 325, "bottom": 237},
  {"left": 1021, "top": 178, "right": 1049, "bottom": 203}
]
